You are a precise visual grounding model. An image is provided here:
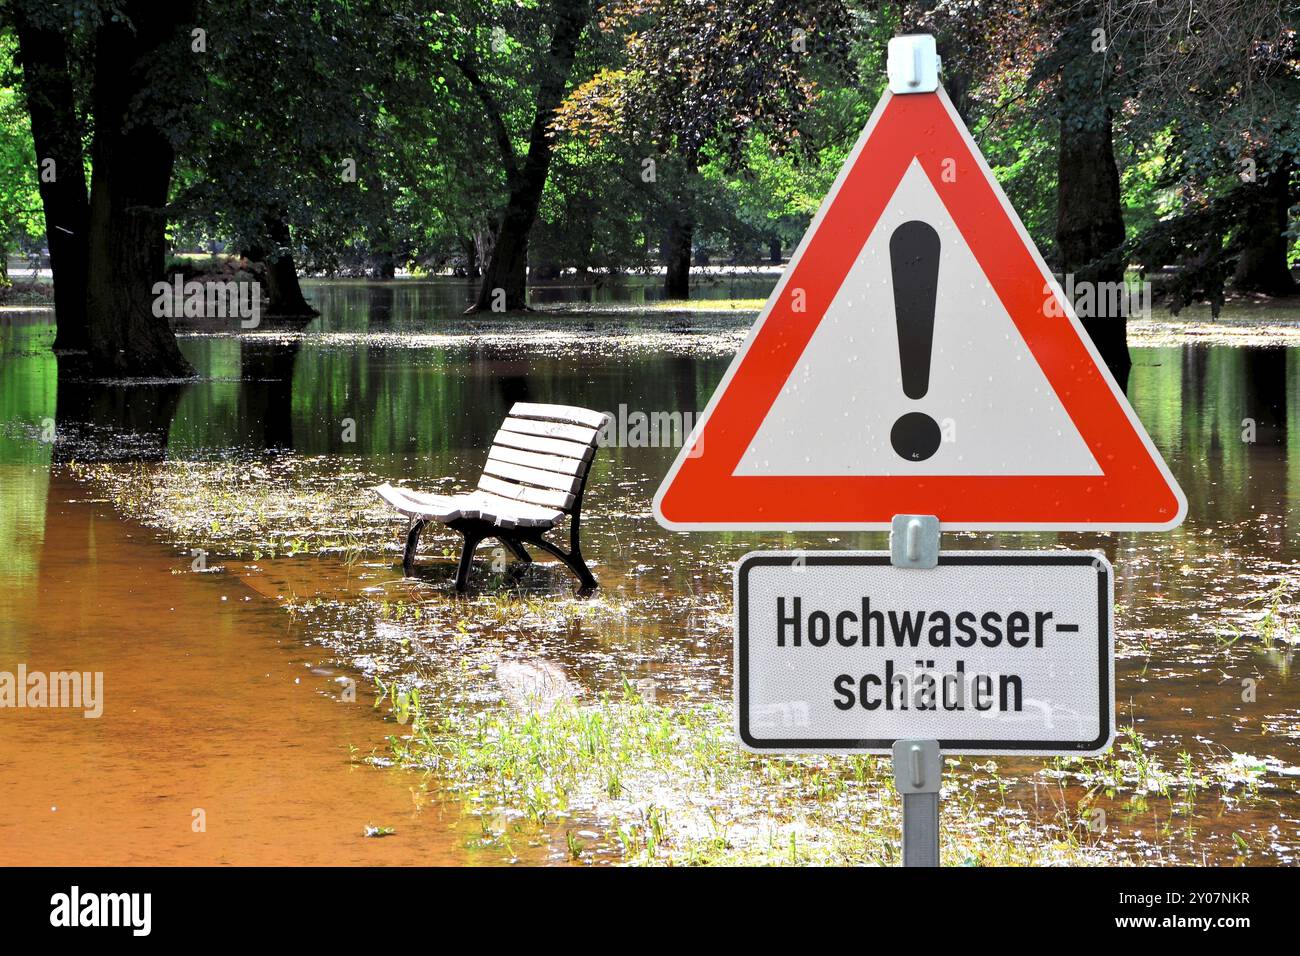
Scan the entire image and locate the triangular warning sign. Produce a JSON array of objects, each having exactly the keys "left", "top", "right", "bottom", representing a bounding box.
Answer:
[{"left": 654, "top": 86, "right": 1185, "bottom": 531}]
